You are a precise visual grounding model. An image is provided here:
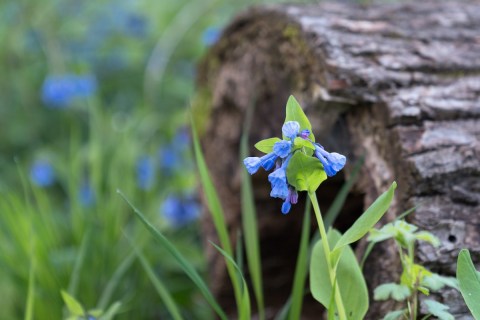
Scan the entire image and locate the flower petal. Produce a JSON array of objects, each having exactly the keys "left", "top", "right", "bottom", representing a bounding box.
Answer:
[{"left": 282, "top": 121, "right": 300, "bottom": 140}]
